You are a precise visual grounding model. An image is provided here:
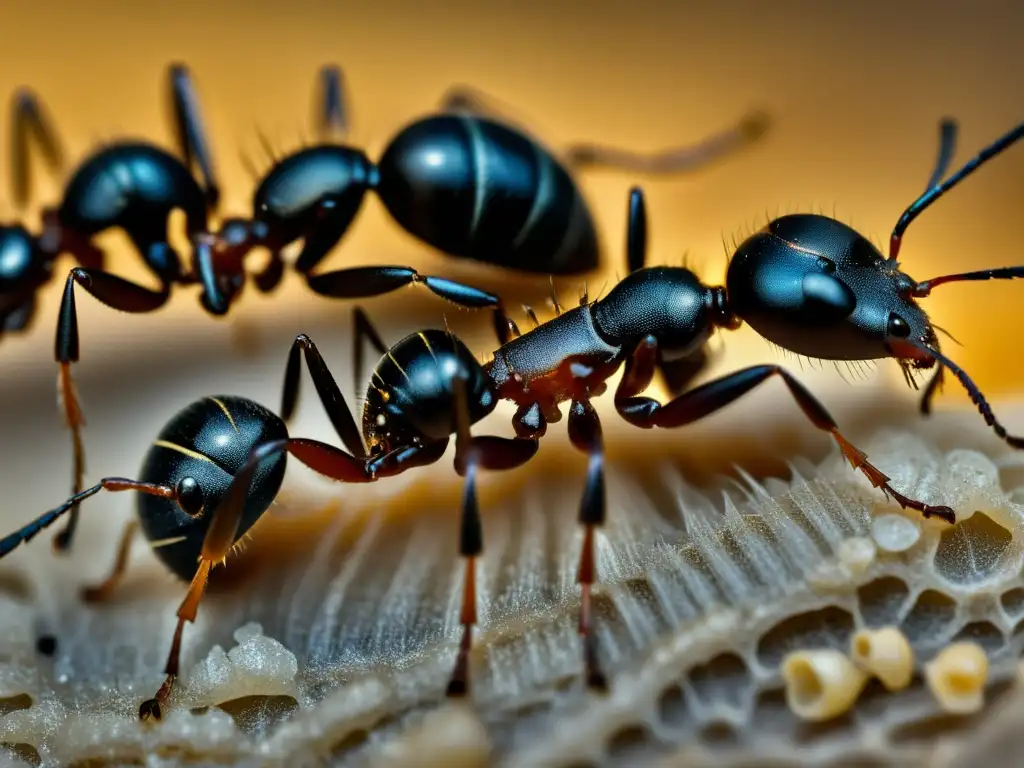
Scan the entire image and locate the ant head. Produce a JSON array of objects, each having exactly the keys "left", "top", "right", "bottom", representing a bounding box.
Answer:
[
  {"left": 362, "top": 330, "right": 496, "bottom": 455},
  {"left": 0, "top": 224, "right": 52, "bottom": 293},
  {"left": 725, "top": 214, "right": 938, "bottom": 368}
]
